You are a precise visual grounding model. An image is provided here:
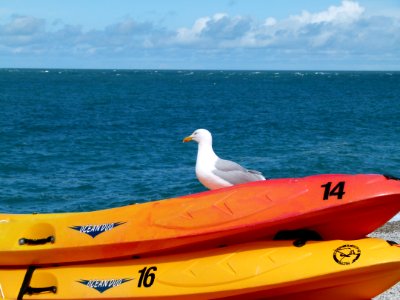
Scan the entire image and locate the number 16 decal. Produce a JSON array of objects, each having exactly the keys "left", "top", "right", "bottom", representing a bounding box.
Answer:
[
  {"left": 138, "top": 266, "right": 157, "bottom": 288},
  {"left": 321, "top": 181, "right": 346, "bottom": 200}
]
